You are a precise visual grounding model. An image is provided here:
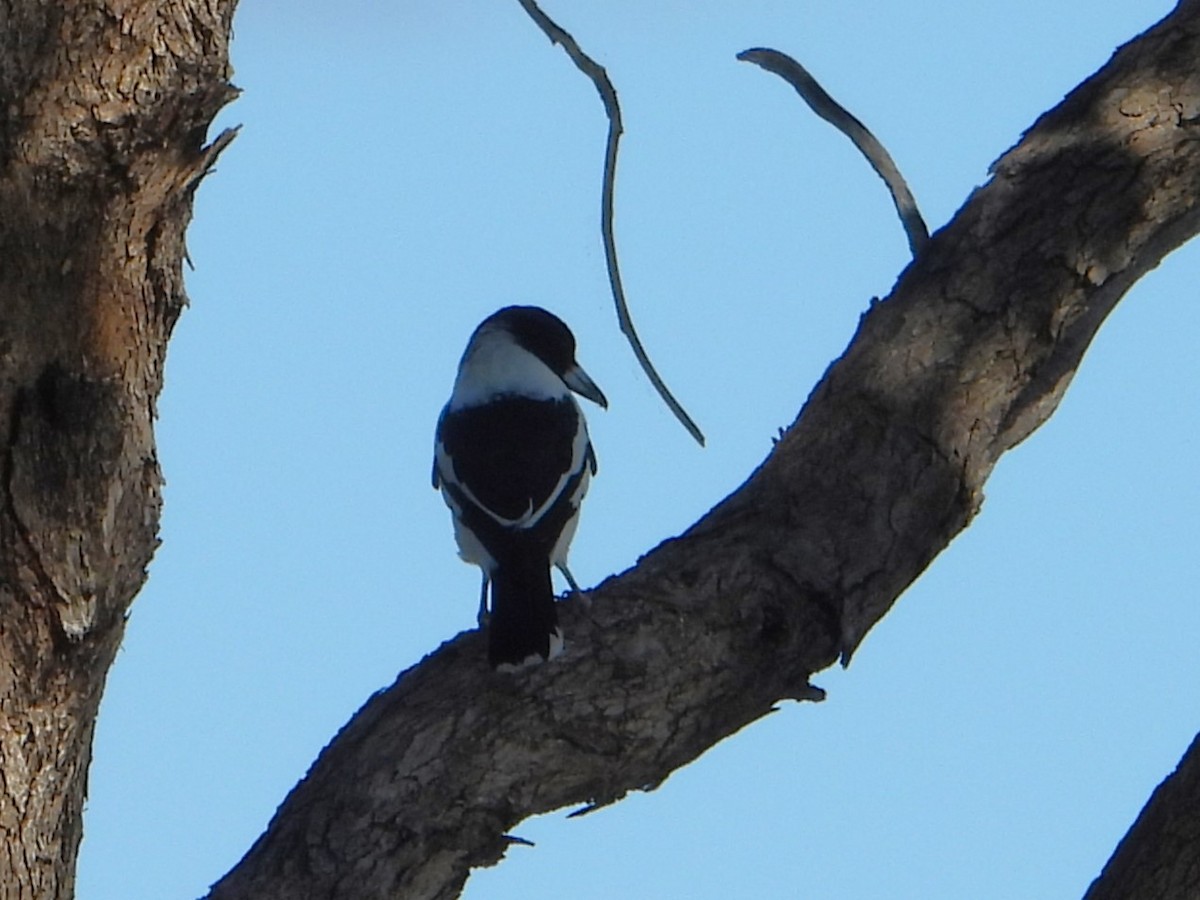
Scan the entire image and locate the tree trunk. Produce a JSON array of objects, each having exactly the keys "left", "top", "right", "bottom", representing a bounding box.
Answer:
[
  {"left": 205, "top": 3, "right": 1200, "bottom": 899},
  {"left": 0, "top": 2, "right": 236, "bottom": 896}
]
